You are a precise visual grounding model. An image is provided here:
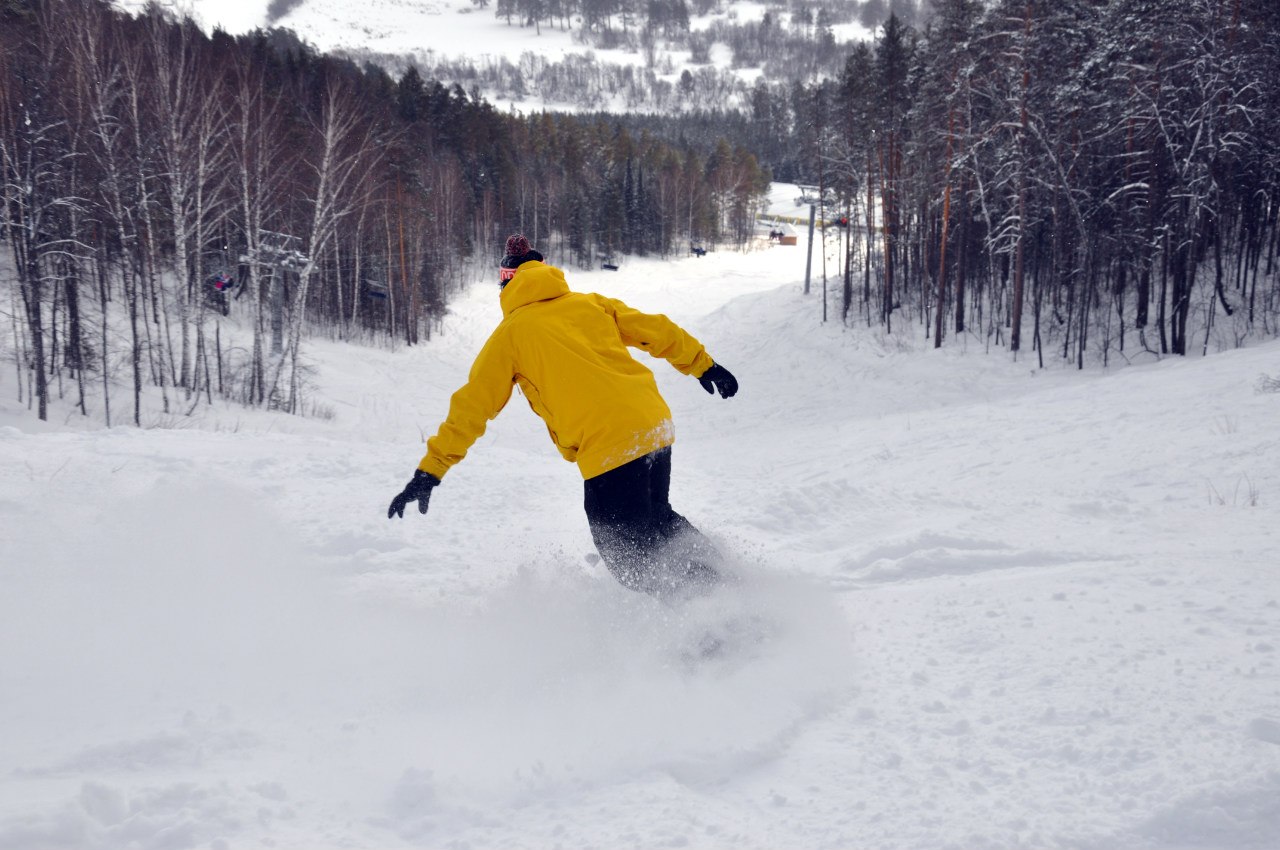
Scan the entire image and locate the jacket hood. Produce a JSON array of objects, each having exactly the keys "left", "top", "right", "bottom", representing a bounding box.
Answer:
[{"left": 500, "top": 262, "right": 569, "bottom": 317}]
